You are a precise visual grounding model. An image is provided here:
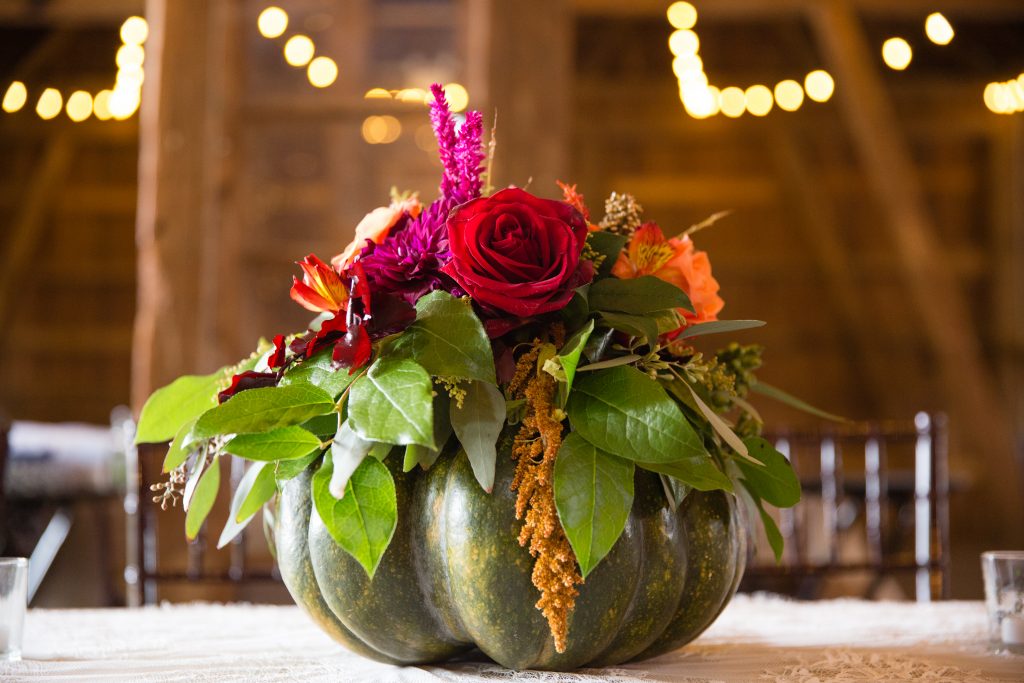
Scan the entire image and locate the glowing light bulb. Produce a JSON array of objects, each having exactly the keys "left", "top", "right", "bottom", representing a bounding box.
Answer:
[
  {"left": 361, "top": 115, "right": 401, "bottom": 144},
  {"left": 444, "top": 83, "right": 469, "bottom": 112},
  {"left": 35, "top": 88, "right": 62, "bottom": 120},
  {"left": 774, "top": 79, "right": 804, "bottom": 112},
  {"left": 672, "top": 54, "right": 703, "bottom": 80},
  {"left": 2, "top": 81, "right": 27, "bottom": 113},
  {"left": 719, "top": 87, "right": 746, "bottom": 118},
  {"left": 745, "top": 84, "right": 773, "bottom": 116},
  {"left": 396, "top": 88, "right": 428, "bottom": 104},
  {"left": 116, "top": 44, "right": 145, "bottom": 69},
  {"left": 307, "top": 56, "right": 338, "bottom": 88},
  {"left": 925, "top": 13, "right": 954, "bottom": 46},
  {"left": 284, "top": 35, "right": 315, "bottom": 67},
  {"left": 109, "top": 87, "right": 141, "bottom": 120},
  {"left": 93, "top": 90, "right": 113, "bottom": 120},
  {"left": 257, "top": 7, "right": 289, "bottom": 39},
  {"left": 666, "top": 2, "right": 697, "bottom": 30},
  {"left": 364, "top": 88, "right": 392, "bottom": 99},
  {"left": 882, "top": 37, "right": 913, "bottom": 71},
  {"left": 120, "top": 16, "right": 149, "bottom": 45},
  {"left": 683, "top": 84, "right": 719, "bottom": 119},
  {"left": 668, "top": 29, "right": 700, "bottom": 56},
  {"left": 66, "top": 90, "right": 93, "bottom": 122},
  {"left": 805, "top": 70, "right": 835, "bottom": 102}
]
